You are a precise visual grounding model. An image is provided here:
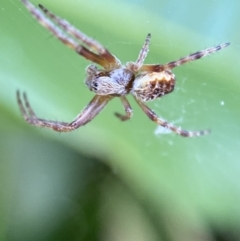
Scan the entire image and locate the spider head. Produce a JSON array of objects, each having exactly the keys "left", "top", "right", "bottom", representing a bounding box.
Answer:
[
  {"left": 85, "top": 65, "right": 135, "bottom": 96},
  {"left": 85, "top": 68, "right": 111, "bottom": 95},
  {"left": 132, "top": 70, "right": 175, "bottom": 102}
]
